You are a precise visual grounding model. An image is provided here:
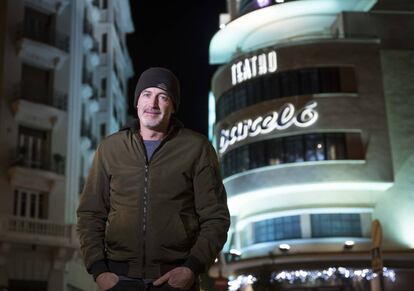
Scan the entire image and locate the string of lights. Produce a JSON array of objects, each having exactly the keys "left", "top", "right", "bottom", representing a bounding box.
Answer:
[
  {"left": 228, "top": 267, "right": 396, "bottom": 290},
  {"left": 272, "top": 267, "right": 396, "bottom": 284}
]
